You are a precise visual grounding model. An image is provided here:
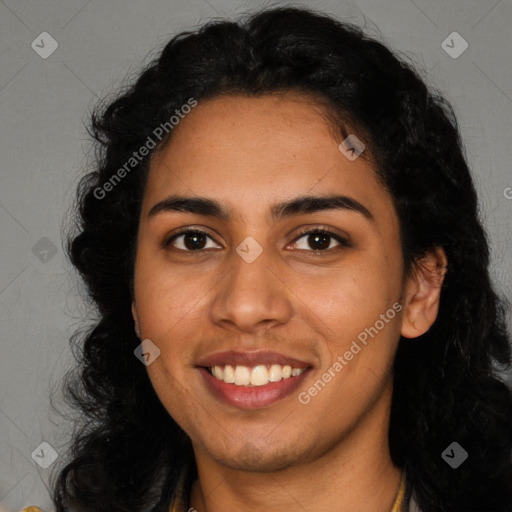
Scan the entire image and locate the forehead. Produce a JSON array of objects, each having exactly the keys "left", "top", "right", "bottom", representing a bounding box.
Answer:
[{"left": 142, "top": 93, "right": 393, "bottom": 225}]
